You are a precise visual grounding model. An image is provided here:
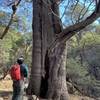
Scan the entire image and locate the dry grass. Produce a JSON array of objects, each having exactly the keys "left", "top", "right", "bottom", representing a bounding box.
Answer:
[
  {"left": 0, "top": 75, "right": 95, "bottom": 100},
  {"left": 0, "top": 75, "right": 13, "bottom": 91},
  {"left": 70, "top": 94, "right": 94, "bottom": 100}
]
